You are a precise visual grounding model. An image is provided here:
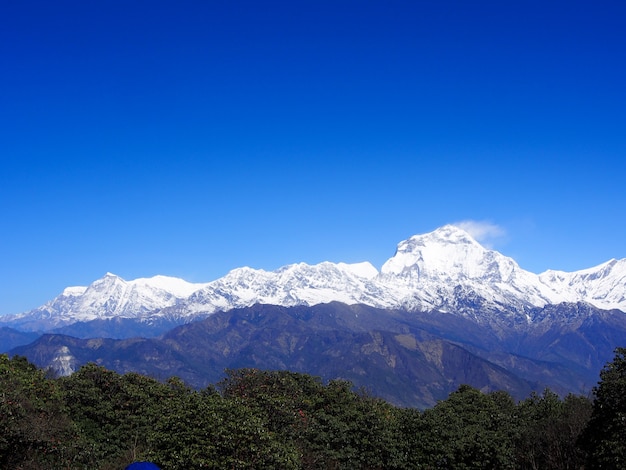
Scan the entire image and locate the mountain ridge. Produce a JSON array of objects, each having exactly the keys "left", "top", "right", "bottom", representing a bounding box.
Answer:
[
  {"left": 11, "top": 301, "right": 626, "bottom": 408},
  {"left": 4, "top": 225, "right": 626, "bottom": 408},
  {"left": 2, "top": 225, "right": 625, "bottom": 334}
]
